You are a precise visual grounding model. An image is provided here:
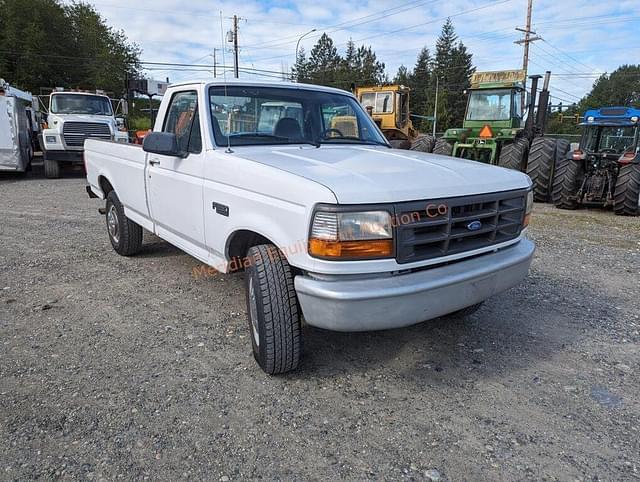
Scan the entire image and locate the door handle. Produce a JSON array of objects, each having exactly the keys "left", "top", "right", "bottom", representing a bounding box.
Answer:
[{"left": 149, "top": 159, "right": 160, "bottom": 166}]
